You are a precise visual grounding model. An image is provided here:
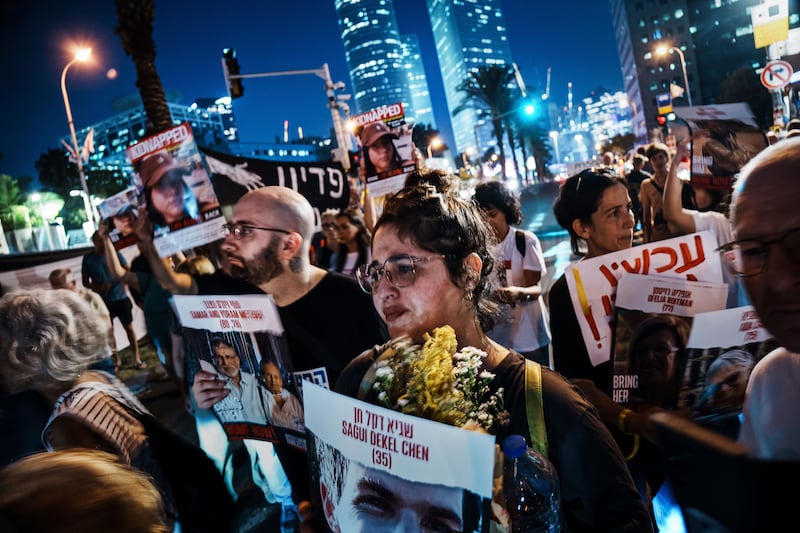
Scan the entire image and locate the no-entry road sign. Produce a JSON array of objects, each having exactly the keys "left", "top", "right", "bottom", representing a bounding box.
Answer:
[{"left": 760, "top": 60, "right": 793, "bottom": 90}]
